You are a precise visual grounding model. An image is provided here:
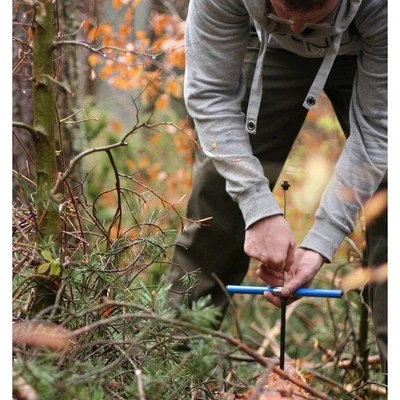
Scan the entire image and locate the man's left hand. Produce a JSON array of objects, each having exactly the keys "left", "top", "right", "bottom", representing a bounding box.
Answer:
[{"left": 257, "top": 248, "right": 325, "bottom": 307}]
